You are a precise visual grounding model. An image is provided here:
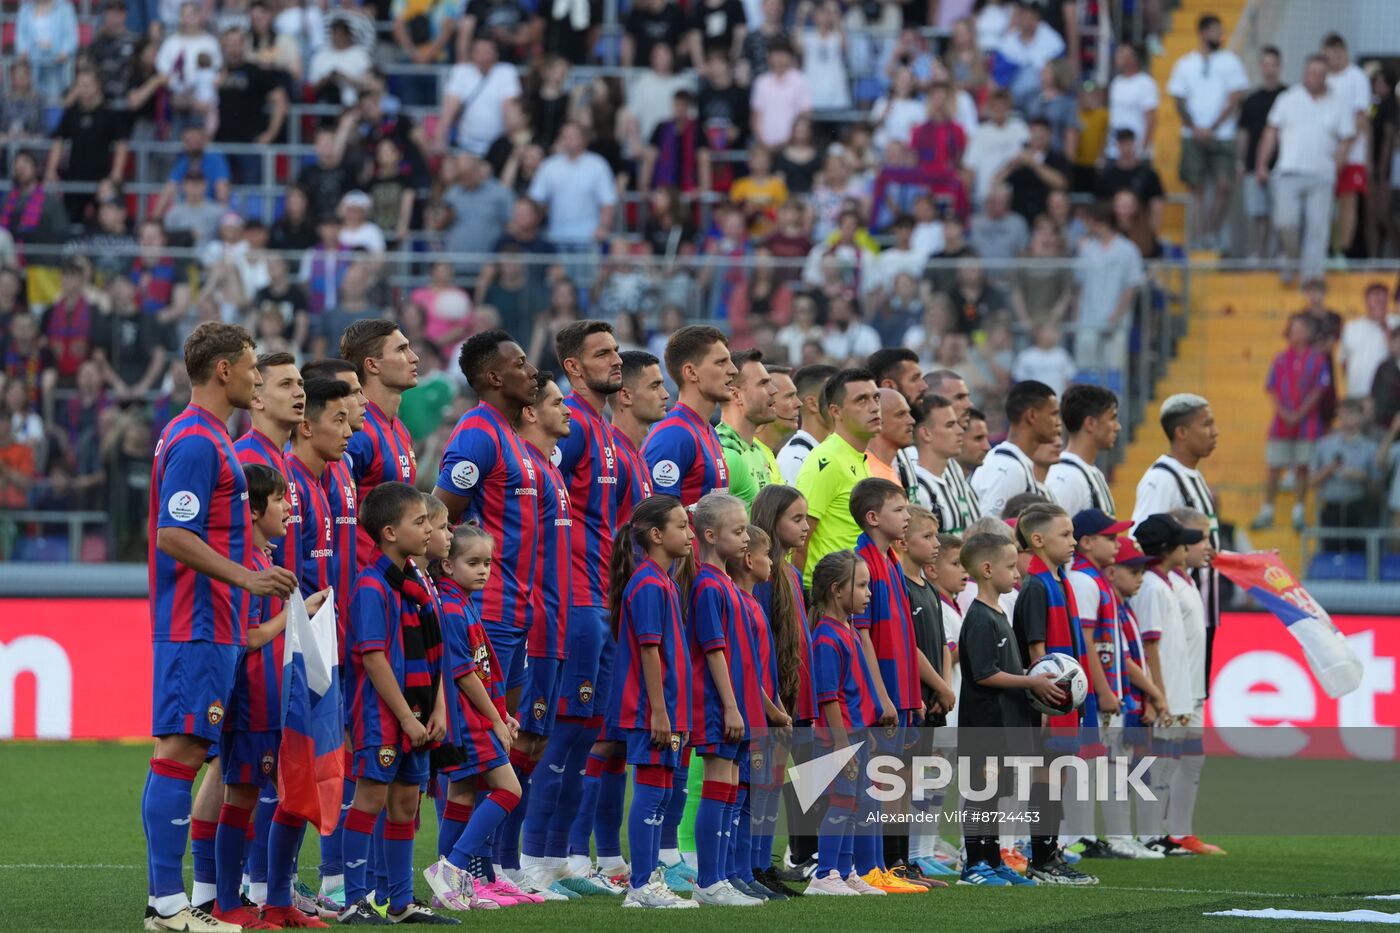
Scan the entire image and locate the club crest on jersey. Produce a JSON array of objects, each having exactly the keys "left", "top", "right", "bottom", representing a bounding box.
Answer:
[
  {"left": 883, "top": 724, "right": 898, "bottom": 739},
  {"left": 378, "top": 746, "right": 396, "bottom": 767},
  {"left": 550, "top": 445, "right": 563, "bottom": 468},
  {"left": 532, "top": 699, "right": 548, "bottom": 721},
  {"left": 751, "top": 751, "right": 765, "bottom": 772},
  {"left": 669, "top": 733, "right": 682, "bottom": 752},
  {"left": 207, "top": 700, "right": 224, "bottom": 726},
  {"left": 578, "top": 680, "right": 594, "bottom": 704},
  {"left": 652, "top": 459, "right": 679, "bottom": 488},
  {"left": 261, "top": 752, "right": 275, "bottom": 776}
]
